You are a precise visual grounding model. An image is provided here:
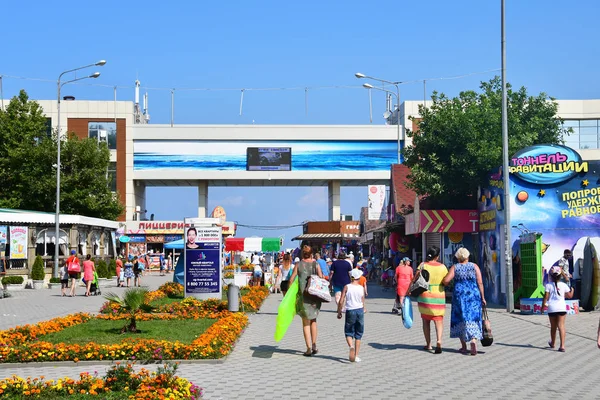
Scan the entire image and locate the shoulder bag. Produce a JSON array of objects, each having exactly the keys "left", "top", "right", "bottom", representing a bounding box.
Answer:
[
  {"left": 305, "top": 261, "right": 332, "bottom": 302},
  {"left": 67, "top": 257, "right": 81, "bottom": 273},
  {"left": 481, "top": 305, "right": 493, "bottom": 347},
  {"left": 408, "top": 264, "right": 430, "bottom": 297}
]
